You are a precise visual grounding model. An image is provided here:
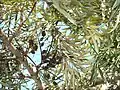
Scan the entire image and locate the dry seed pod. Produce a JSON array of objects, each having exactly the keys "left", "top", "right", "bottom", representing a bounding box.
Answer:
[
  {"left": 42, "top": 31, "right": 46, "bottom": 37},
  {"left": 29, "top": 39, "right": 34, "bottom": 48},
  {"left": 33, "top": 44, "right": 38, "bottom": 51}
]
